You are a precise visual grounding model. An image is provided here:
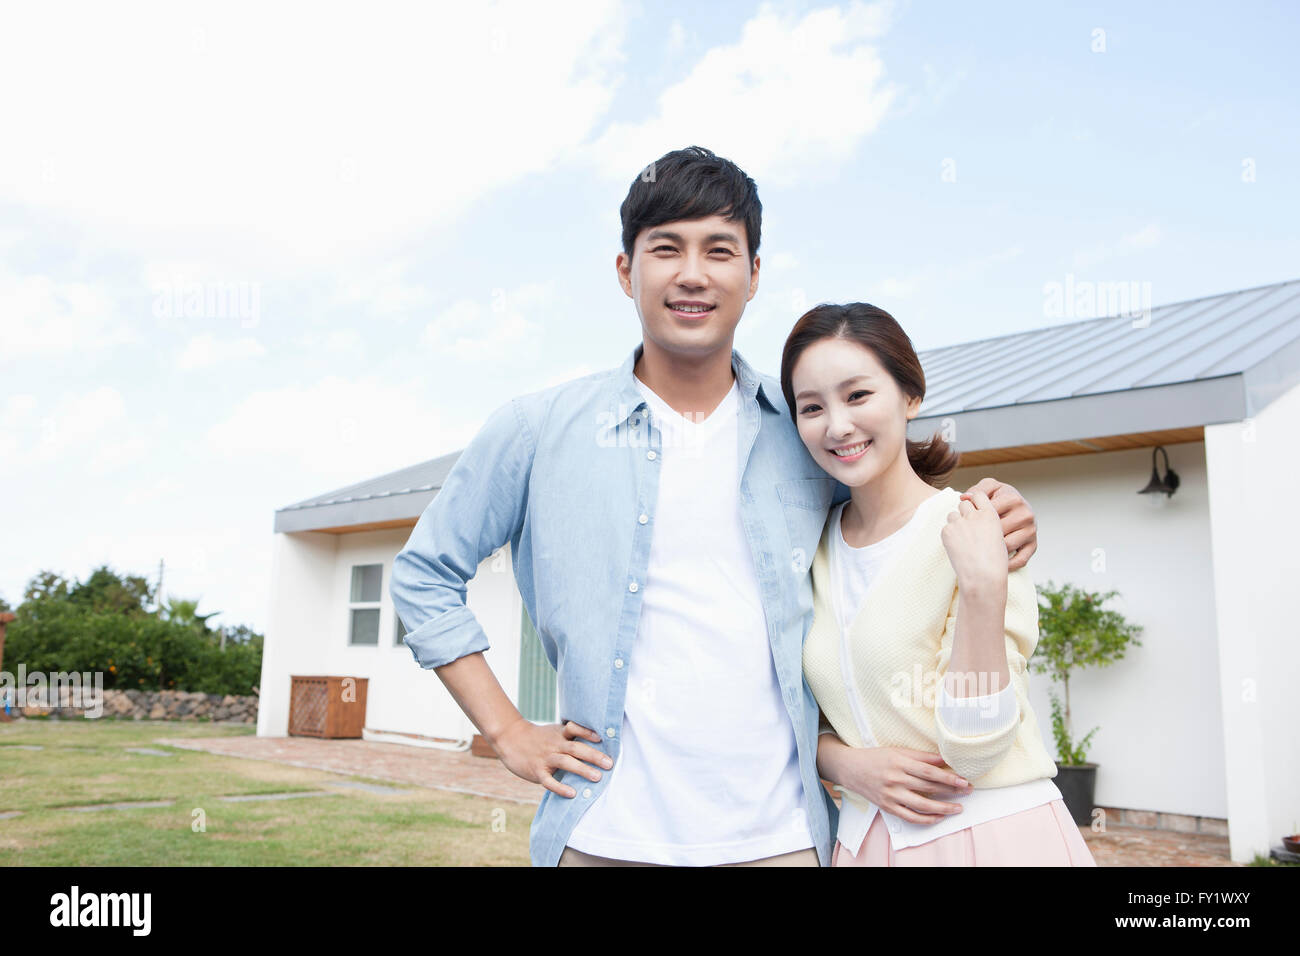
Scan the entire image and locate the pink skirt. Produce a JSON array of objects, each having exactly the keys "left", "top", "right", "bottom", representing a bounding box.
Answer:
[{"left": 832, "top": 798, "right": 1097, "bottom": 866}]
